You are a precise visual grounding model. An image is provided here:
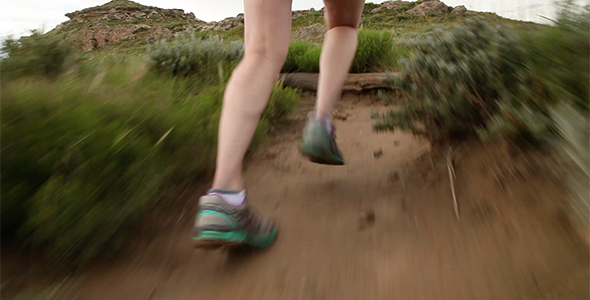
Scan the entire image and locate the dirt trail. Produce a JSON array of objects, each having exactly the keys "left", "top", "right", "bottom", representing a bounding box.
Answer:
[{"left": 51, "top": 95, "right": 589, "bottom": 299}]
